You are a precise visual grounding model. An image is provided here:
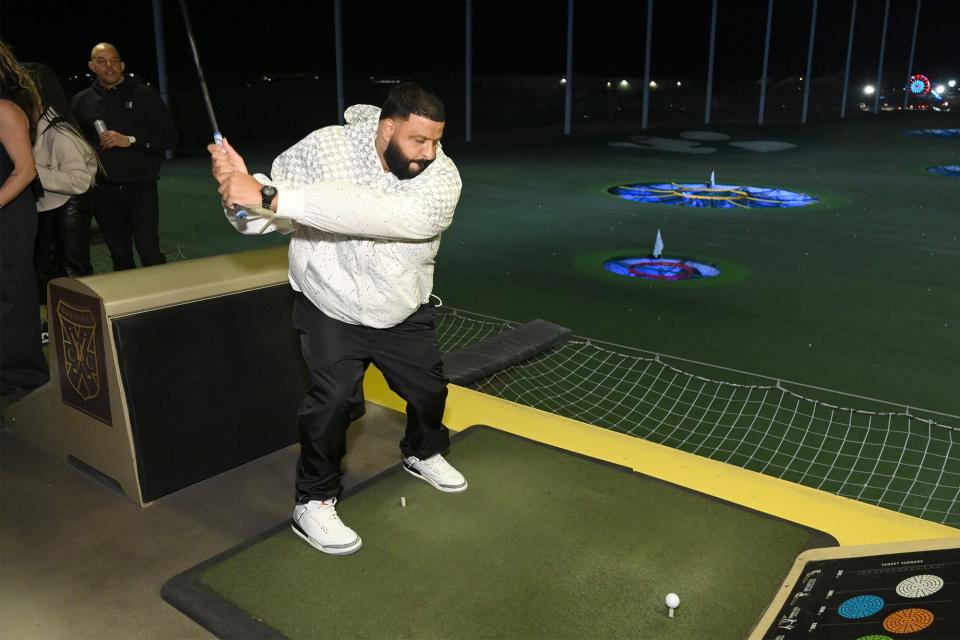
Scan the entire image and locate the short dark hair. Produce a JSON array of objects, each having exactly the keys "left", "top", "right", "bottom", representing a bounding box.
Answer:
[{"left": 380, "top": 82, "right": 445, "bottom": 122}]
